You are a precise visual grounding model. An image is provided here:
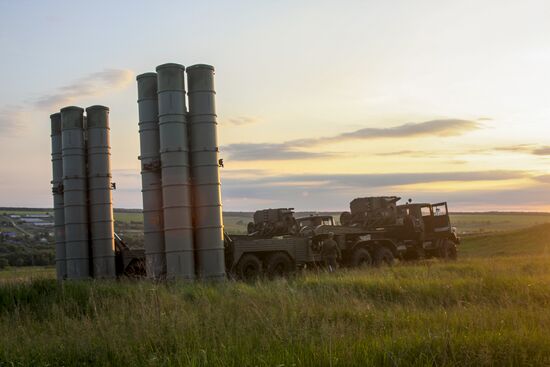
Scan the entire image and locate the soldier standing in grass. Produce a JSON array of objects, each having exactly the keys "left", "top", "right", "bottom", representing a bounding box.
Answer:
[{"left": 321, "top": 232, "right": 341, "bottom": 272}]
